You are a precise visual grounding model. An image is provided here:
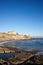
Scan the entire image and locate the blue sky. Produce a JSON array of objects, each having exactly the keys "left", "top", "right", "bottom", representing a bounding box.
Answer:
[{"left": 0, "top": 0, "right": 43, "bottom": 37}]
